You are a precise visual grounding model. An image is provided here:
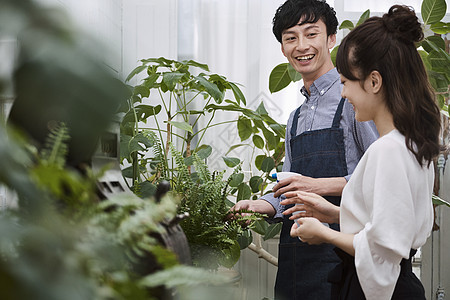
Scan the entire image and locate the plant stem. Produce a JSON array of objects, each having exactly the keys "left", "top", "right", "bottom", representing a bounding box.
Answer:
[{"left": 195, "top": 109, "right": 215, "bottom": 152}]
